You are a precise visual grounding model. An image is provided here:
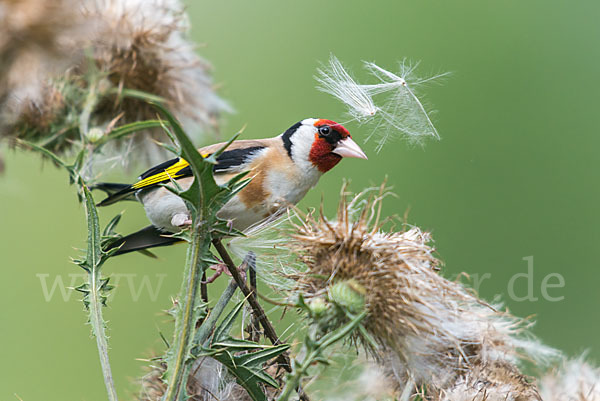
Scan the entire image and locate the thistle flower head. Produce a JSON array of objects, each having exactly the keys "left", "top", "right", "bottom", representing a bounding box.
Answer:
[
  {"left": 268, "top": 183, "right": 559, "bottom": 397},
  {"left": 1, "top": 0, "right": 229, "bottom": 170},
  {"left": 85, "top": 0, "right": 230, "bottom": 151},
  {"left": 316, "top": 55, "right": 446, "bottom": 152}
]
